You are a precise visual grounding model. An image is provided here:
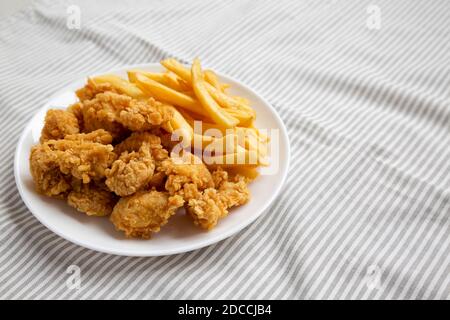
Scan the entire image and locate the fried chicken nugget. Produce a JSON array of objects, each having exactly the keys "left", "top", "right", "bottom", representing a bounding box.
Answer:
[
  {"left": 81, "top": 91, "right": 129, "bottom": 140},
  {"left": 40, "top": 109, "right": 80, "bottom": 143},
  {"left": 113, "top": 131, "right": 168, "bottom": 161},
  {"left": 117, "top": 98, "right": 173, "bottom": 131},
  {"left": 30, "top": 130, "right": 115, "bottom": 196},
  {"left": 185, "top": 189, "right": 224, "bottom": 230},
  {"left": 186, "top": 169, "right": 250, "bottom": 230},
  {"left": 30, "top": 144, "right": 72, "bottom": 197},
  {"left": 67, "top": 102, "right": 84, "bottom": 131},
  {"left": 76, "top": 79, "right": 116, "bottom": 102},
  {"left": 146, "top": 171, "right": 167, "bottom": 190},
  {"left": 80, "top": 91, "right": 172, "bottom": 139},
  {"left": 105, "top": 143, "right": 155, "bottom": 196},
  {"left": 110, "top": 190, "right": 184, "bottom": 238},
  {"left": 54, "top": 139, "right": 116, "bottom": 183},
  {"left": 215, "top": 174, "right": 250, "bottom": 209},
  {"left": 114, "top": 132, "right": 169, "bottom": 190},
  {"left": 67, "top": 181, "right": 117, "bottom": 216},
  {"left": 65, "top": 129, "right": 113, "bottom": 144},
  {"left": 32, "top": 138, "right": 116, "bottom": 184},
  {"left": 160, "top": 152, "right": 214, "bottom": 197}
]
